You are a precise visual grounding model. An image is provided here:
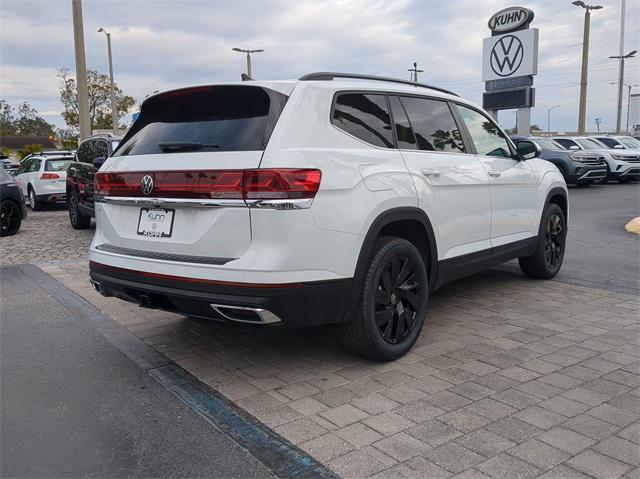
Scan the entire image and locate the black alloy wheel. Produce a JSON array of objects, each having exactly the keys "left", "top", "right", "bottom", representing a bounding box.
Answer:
[
  {"left": 68, "top": 189, "right": 91, "bottom": 229},
  {"left": 544, "top": 213, "right": 564, "bottom": 269},
  {"left": 0, "top": 200, "right": 22, "bottom": 236},
  {"left": 375, "top": 254, "right": 422, "bottom": 344},
  {"left": 341, "top": 237, "right": 429, "bottom": 361}
]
